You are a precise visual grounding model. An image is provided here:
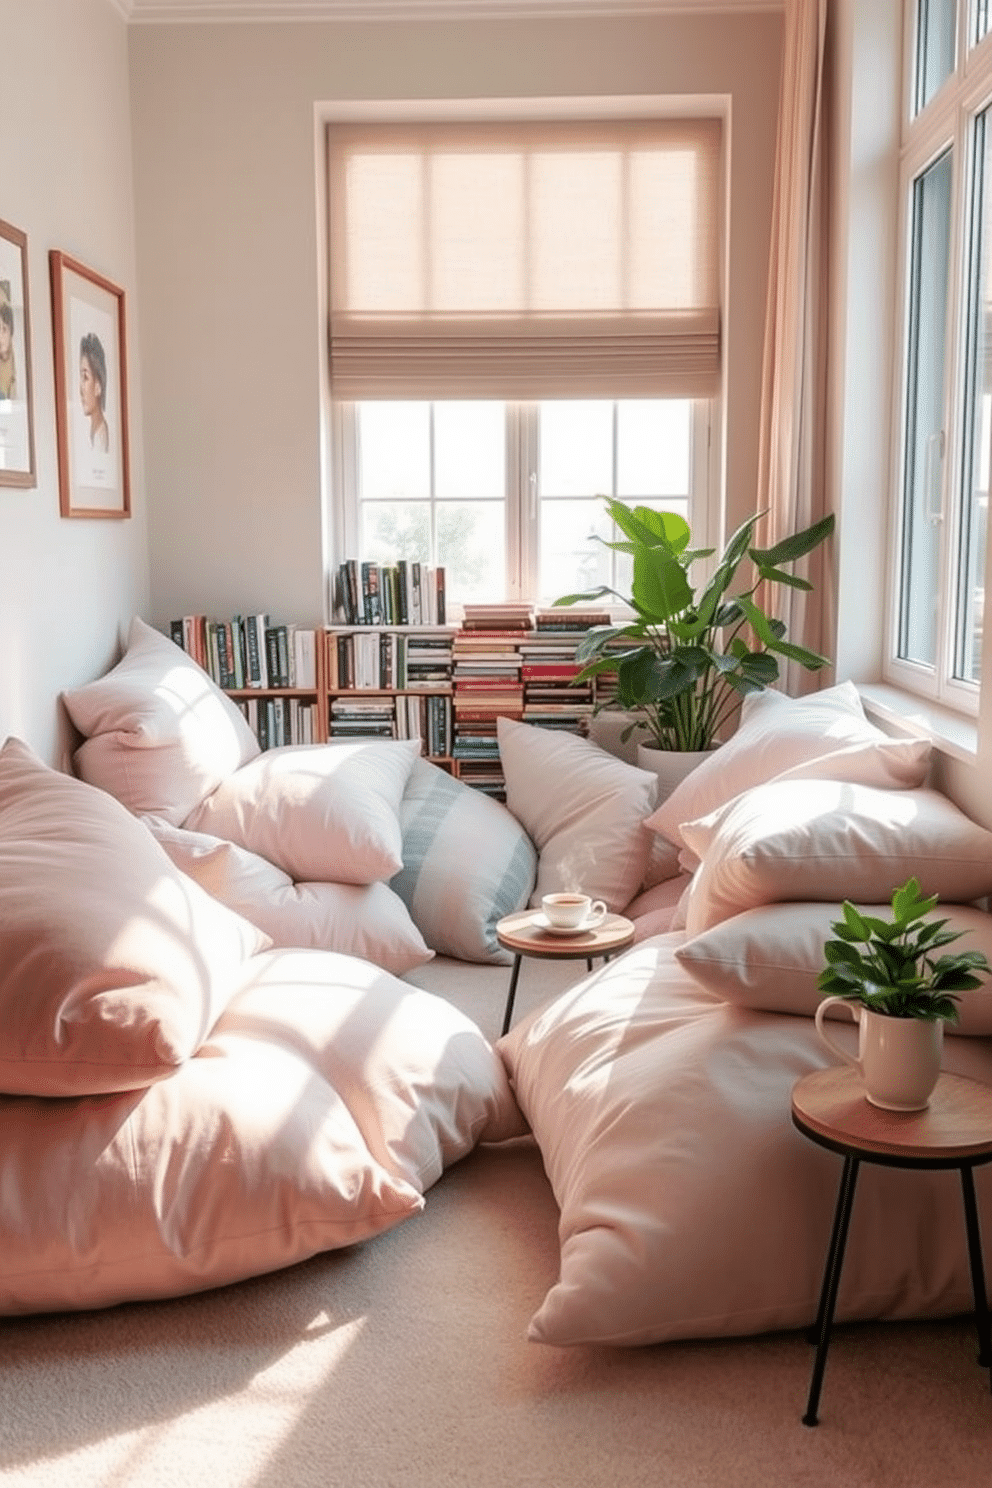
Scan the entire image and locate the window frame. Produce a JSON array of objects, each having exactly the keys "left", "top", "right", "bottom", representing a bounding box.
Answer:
[
  {"left": 330, "top": 397, "right": 716, "bottom": 612},
  {"left": 885, "top": 0, "right": 992, "bottom": 714}
]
